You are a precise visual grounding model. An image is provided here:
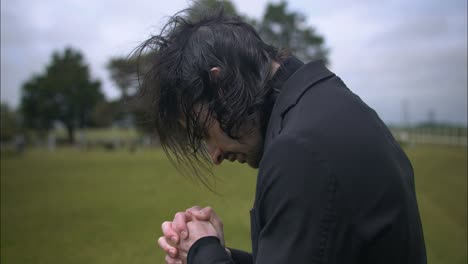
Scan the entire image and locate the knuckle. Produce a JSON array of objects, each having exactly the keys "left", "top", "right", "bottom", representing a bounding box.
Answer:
[
  {"left": 161, "top": 221, "right": 170, "bottom": 230},
  {"left": 173, "top": 216, "right": 187, "bottom": 231},
  {"left": 190, "top": 205, "right": 201, "bottom": 210},
  {"left": 174, "top": 221, "right": 185, "bottom": 231},
  {"left": 162, "top": 222, "right": 174, "bottom": 237},
  {"left": 174, "top": 213, "right": 186, "bottom": 224},
  {"left": 174, "top": 212, "right": 185, "bottom": 219},
  {"left": 186, "top": 206, "right": 199, "bottom": 215}
]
